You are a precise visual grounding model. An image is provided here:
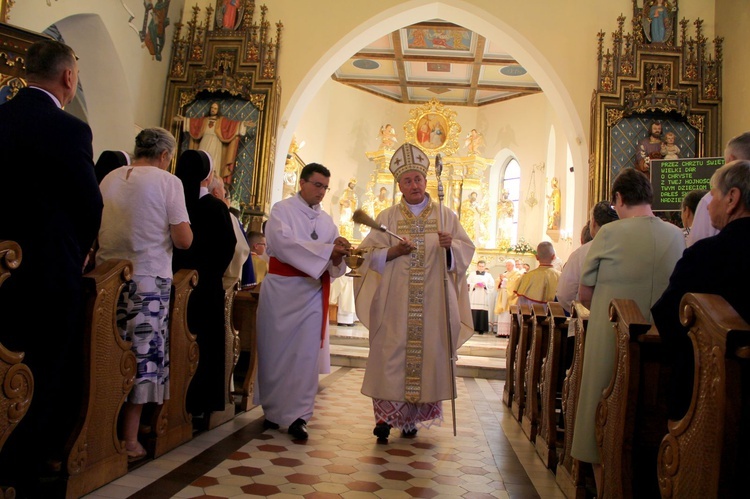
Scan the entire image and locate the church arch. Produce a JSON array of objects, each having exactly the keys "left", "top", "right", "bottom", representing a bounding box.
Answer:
[{"left": 273, "top": 1, "right": 586, "bottom": 213}]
